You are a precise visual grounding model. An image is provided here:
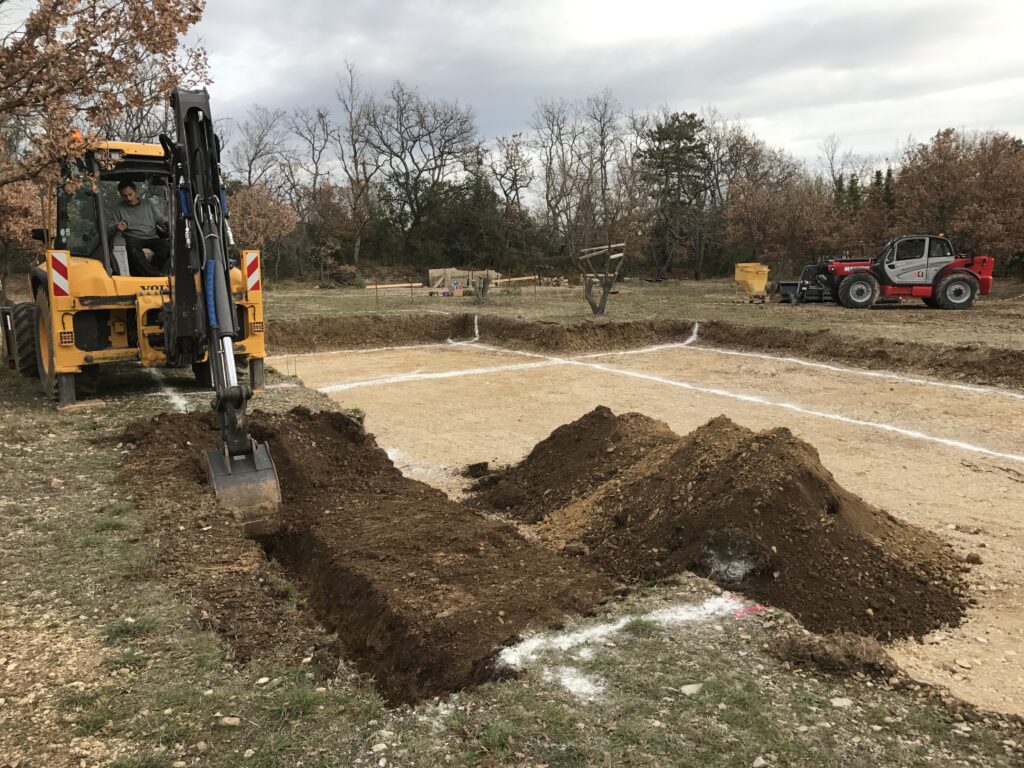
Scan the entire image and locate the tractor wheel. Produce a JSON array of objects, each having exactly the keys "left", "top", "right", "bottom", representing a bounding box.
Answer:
[
  {"left": 34, "top": 291, "right": 75, "bottom": 405},
  {"left": 249, "top": 358, "right": 266, "bottom": 391},
  {"left": 838, "top": 274, "right": 879, "bottom": 309},
  {"left": 935, "top": 274, "right": 978, "bottom": 310},
  {"left": 12, "top": 302, "right": 37, "bottom": 376}
]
